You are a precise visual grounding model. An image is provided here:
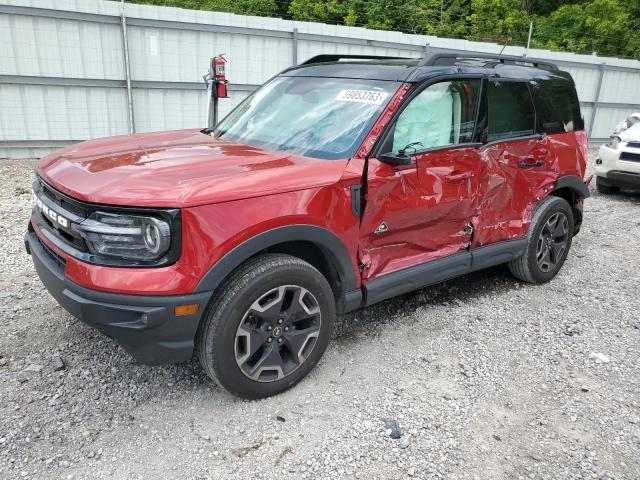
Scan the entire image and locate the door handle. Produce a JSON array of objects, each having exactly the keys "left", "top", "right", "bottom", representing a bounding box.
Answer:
[
  {"left": 518, "top": 160, "right": 544, "bottom": 169},
  {"left": 445, "top": 171, "right": 472, "bottom": 183}
]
